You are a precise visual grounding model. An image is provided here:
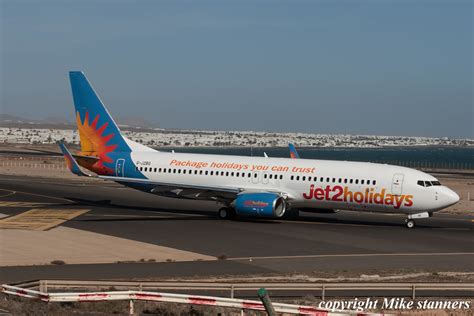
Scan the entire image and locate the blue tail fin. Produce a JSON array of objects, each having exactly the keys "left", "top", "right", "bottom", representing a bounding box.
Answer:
[
  {"left": 69, "top": 71, "right": 131, "bottom": 156},
  {"left": 288, "top": 143, "right": 300, "bottom": 159}
]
